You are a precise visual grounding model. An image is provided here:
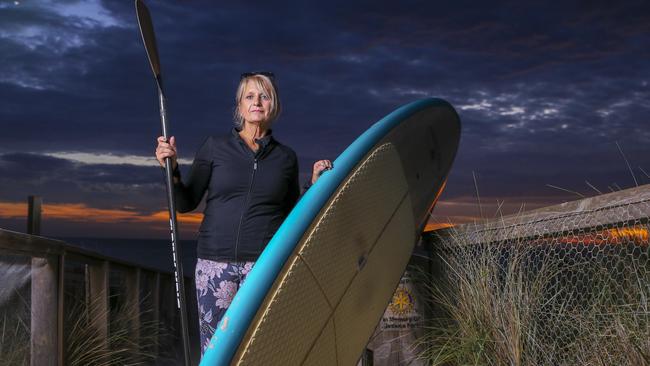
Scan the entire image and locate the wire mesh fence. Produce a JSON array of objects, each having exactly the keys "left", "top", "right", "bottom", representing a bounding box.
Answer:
[{"left": 422, "top": 185, "right": 650, "bottom": 365}]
